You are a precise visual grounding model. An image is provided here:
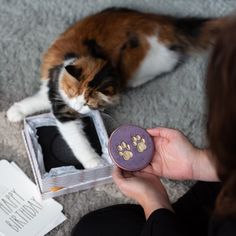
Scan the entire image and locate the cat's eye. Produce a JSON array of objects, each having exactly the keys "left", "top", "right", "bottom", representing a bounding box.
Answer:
[{"left": 100, "top": 86, "right": 113, "bottom": 95}]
